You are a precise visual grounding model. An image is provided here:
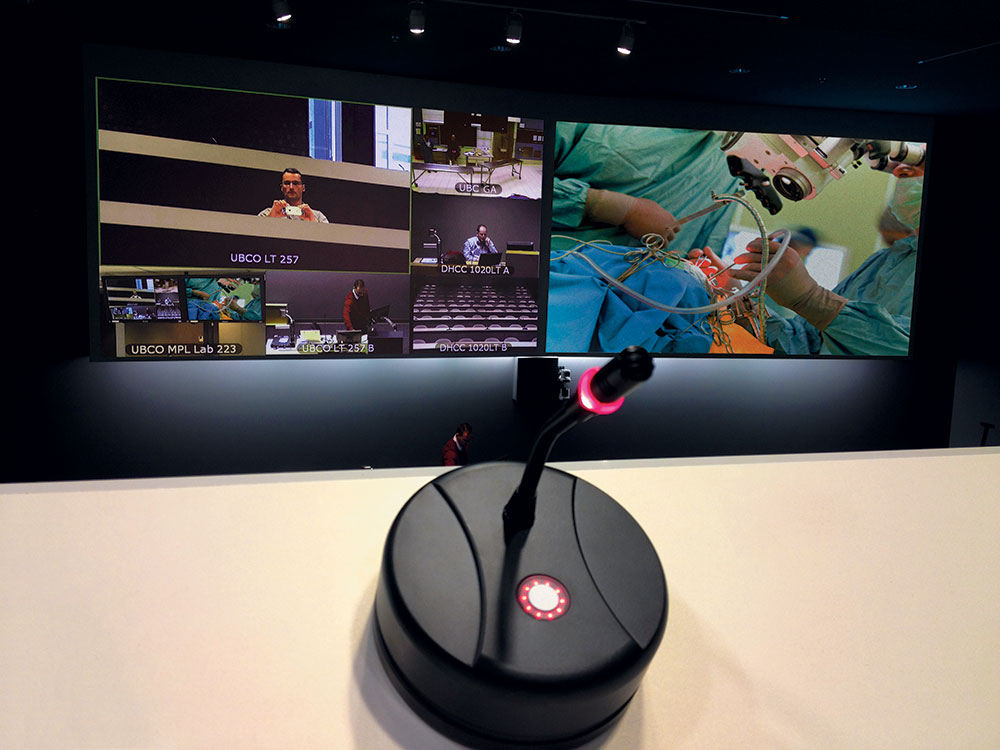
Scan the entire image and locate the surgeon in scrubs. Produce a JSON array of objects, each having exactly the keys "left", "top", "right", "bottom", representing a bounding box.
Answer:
[
  {"left": 548, "top": 123, "right": 741, "bottom": 353},
  {"left": 226, "top": 283, "right": 262, "bottom": 322},
  {"left": 551, "top": 123, "right": 739, "bottom": 251},
  {"left": 730, "top": 162, "right": 924, "bottom": 356},
  {"left": 186, "top": 277, "right": 225, "bottom": 320}
]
